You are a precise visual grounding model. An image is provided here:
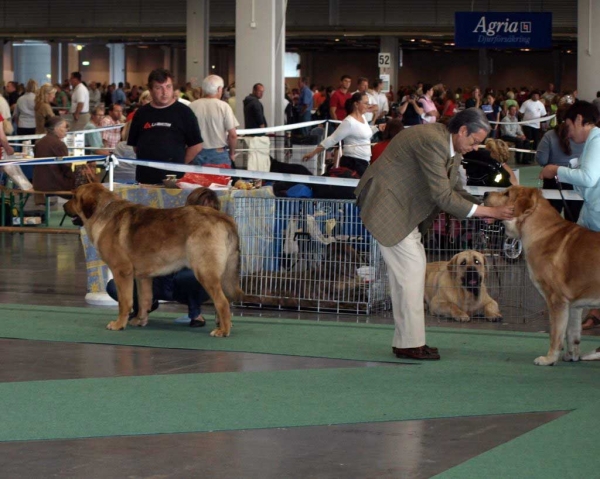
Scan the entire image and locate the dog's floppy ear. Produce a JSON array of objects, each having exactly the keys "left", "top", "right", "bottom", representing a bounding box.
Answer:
[
  {"left": 80, "top": 187, "right": 98, "bottom": 219},
  {"left": 513, "top": 187, "right": 538, "bottom": 217},
  {"left": 447, "top": 253, "right": 460, "bottom": 276}
]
